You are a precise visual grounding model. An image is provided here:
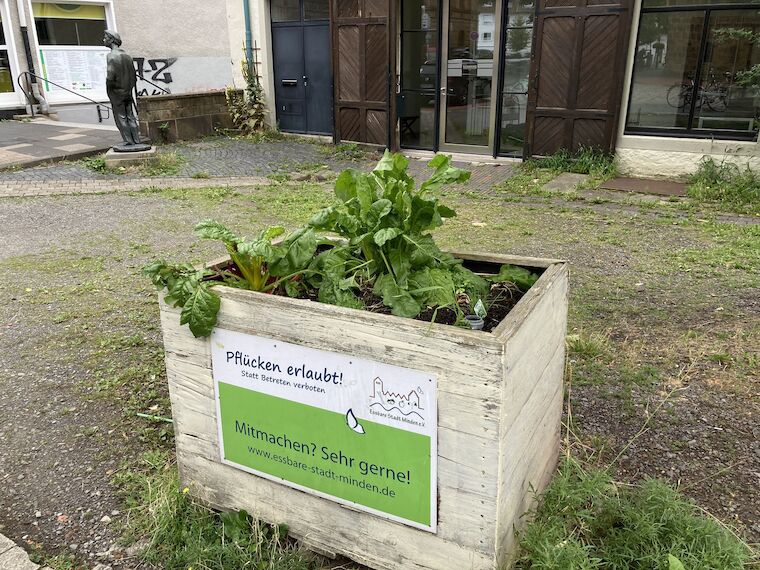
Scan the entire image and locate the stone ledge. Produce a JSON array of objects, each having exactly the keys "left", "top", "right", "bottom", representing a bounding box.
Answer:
[{"left": 0, "top": 533, "right": 40, "bottom": 570}]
